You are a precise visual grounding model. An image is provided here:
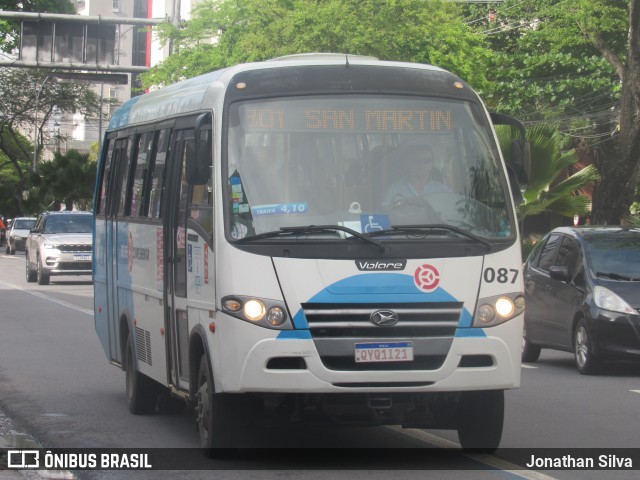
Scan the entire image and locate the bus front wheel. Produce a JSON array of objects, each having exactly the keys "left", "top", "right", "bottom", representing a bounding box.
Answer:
[
  {"left": 196, "top": 355, "right": 235, "bottom": 456},
  {"left": 457, "top": 390, "right": 504, "bottom": 453}
]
